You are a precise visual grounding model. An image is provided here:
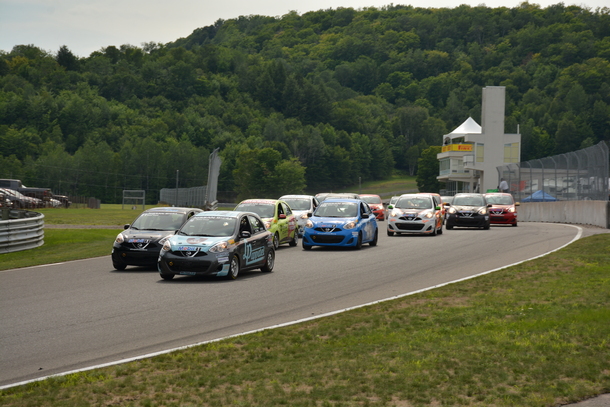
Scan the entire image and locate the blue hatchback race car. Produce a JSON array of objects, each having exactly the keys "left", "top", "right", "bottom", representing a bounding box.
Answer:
[{"left": 302, "top": 198, "right": 378, "bottom": 250}]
